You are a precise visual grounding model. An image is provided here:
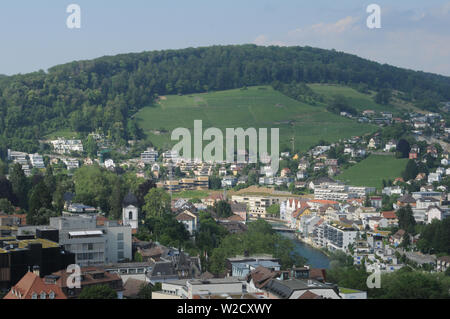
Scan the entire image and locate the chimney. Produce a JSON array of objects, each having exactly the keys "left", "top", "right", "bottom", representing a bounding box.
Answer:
[{"left": 32, "top": 265, "right": 40, "bottom": 277}]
